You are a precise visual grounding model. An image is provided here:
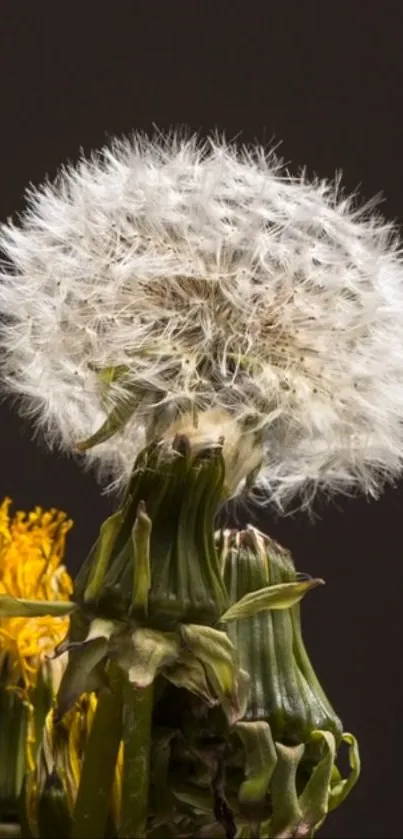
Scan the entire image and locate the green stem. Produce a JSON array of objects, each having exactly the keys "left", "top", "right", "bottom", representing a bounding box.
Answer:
[
  {"left": 71, "top": 665, "right": 123, "bottom": 839},
  {"left": 119, "top": 680, "right": 154, "bottom": 839}
]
